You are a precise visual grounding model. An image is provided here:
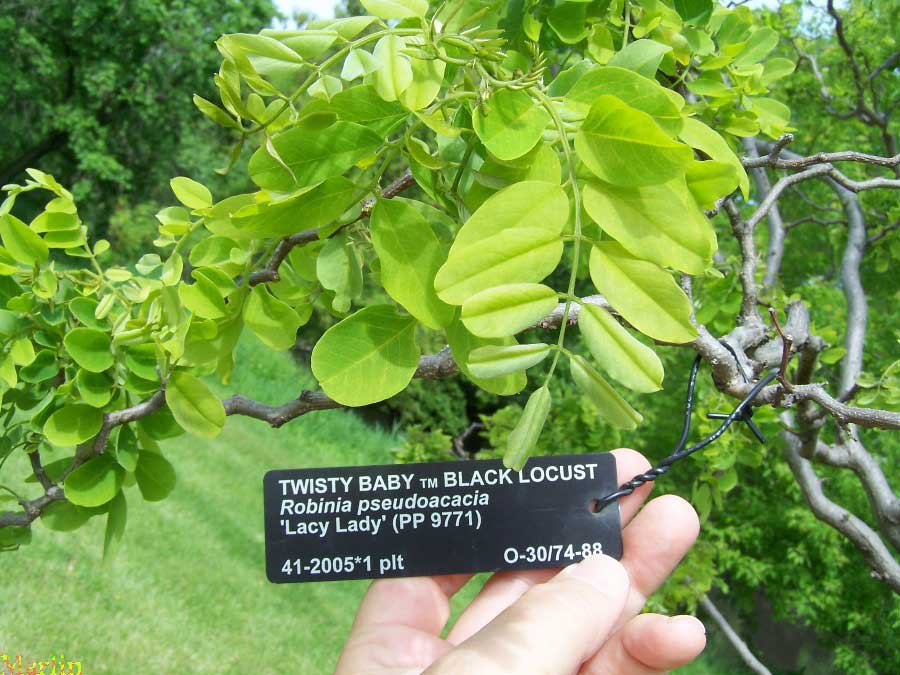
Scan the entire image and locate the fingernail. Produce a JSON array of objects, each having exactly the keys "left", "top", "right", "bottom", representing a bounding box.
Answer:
[
  {"left": 562, "top": 554, "right": 628, "bottom": 592},
  {"left": 671, "top": 614, "right": 706, "bottom": 635}
]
